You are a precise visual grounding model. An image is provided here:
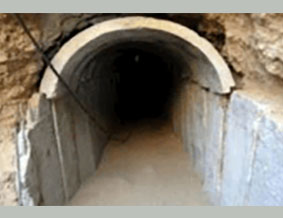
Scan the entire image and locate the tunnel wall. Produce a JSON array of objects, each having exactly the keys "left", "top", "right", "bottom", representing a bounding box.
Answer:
[
  {"left": 174, "top": 82, "right": 283, "bottom": 205},
  {"left": 17, "top": 94, "right": 65, "bottom": 205},
  {"left": 173, "top": 82, "right": 228, "bottom": 204},
  {"left": 17, "top": 91, "right": 111, "bottom": 205},
  {"left": 18, "top": 46, "right": 119, "bottom": 205},
  {"left": 19, "top": 80, "right": 283, "bottom": 206},
  {"left": 17, "top": 54, "right": 118, "bottom": 205}
]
